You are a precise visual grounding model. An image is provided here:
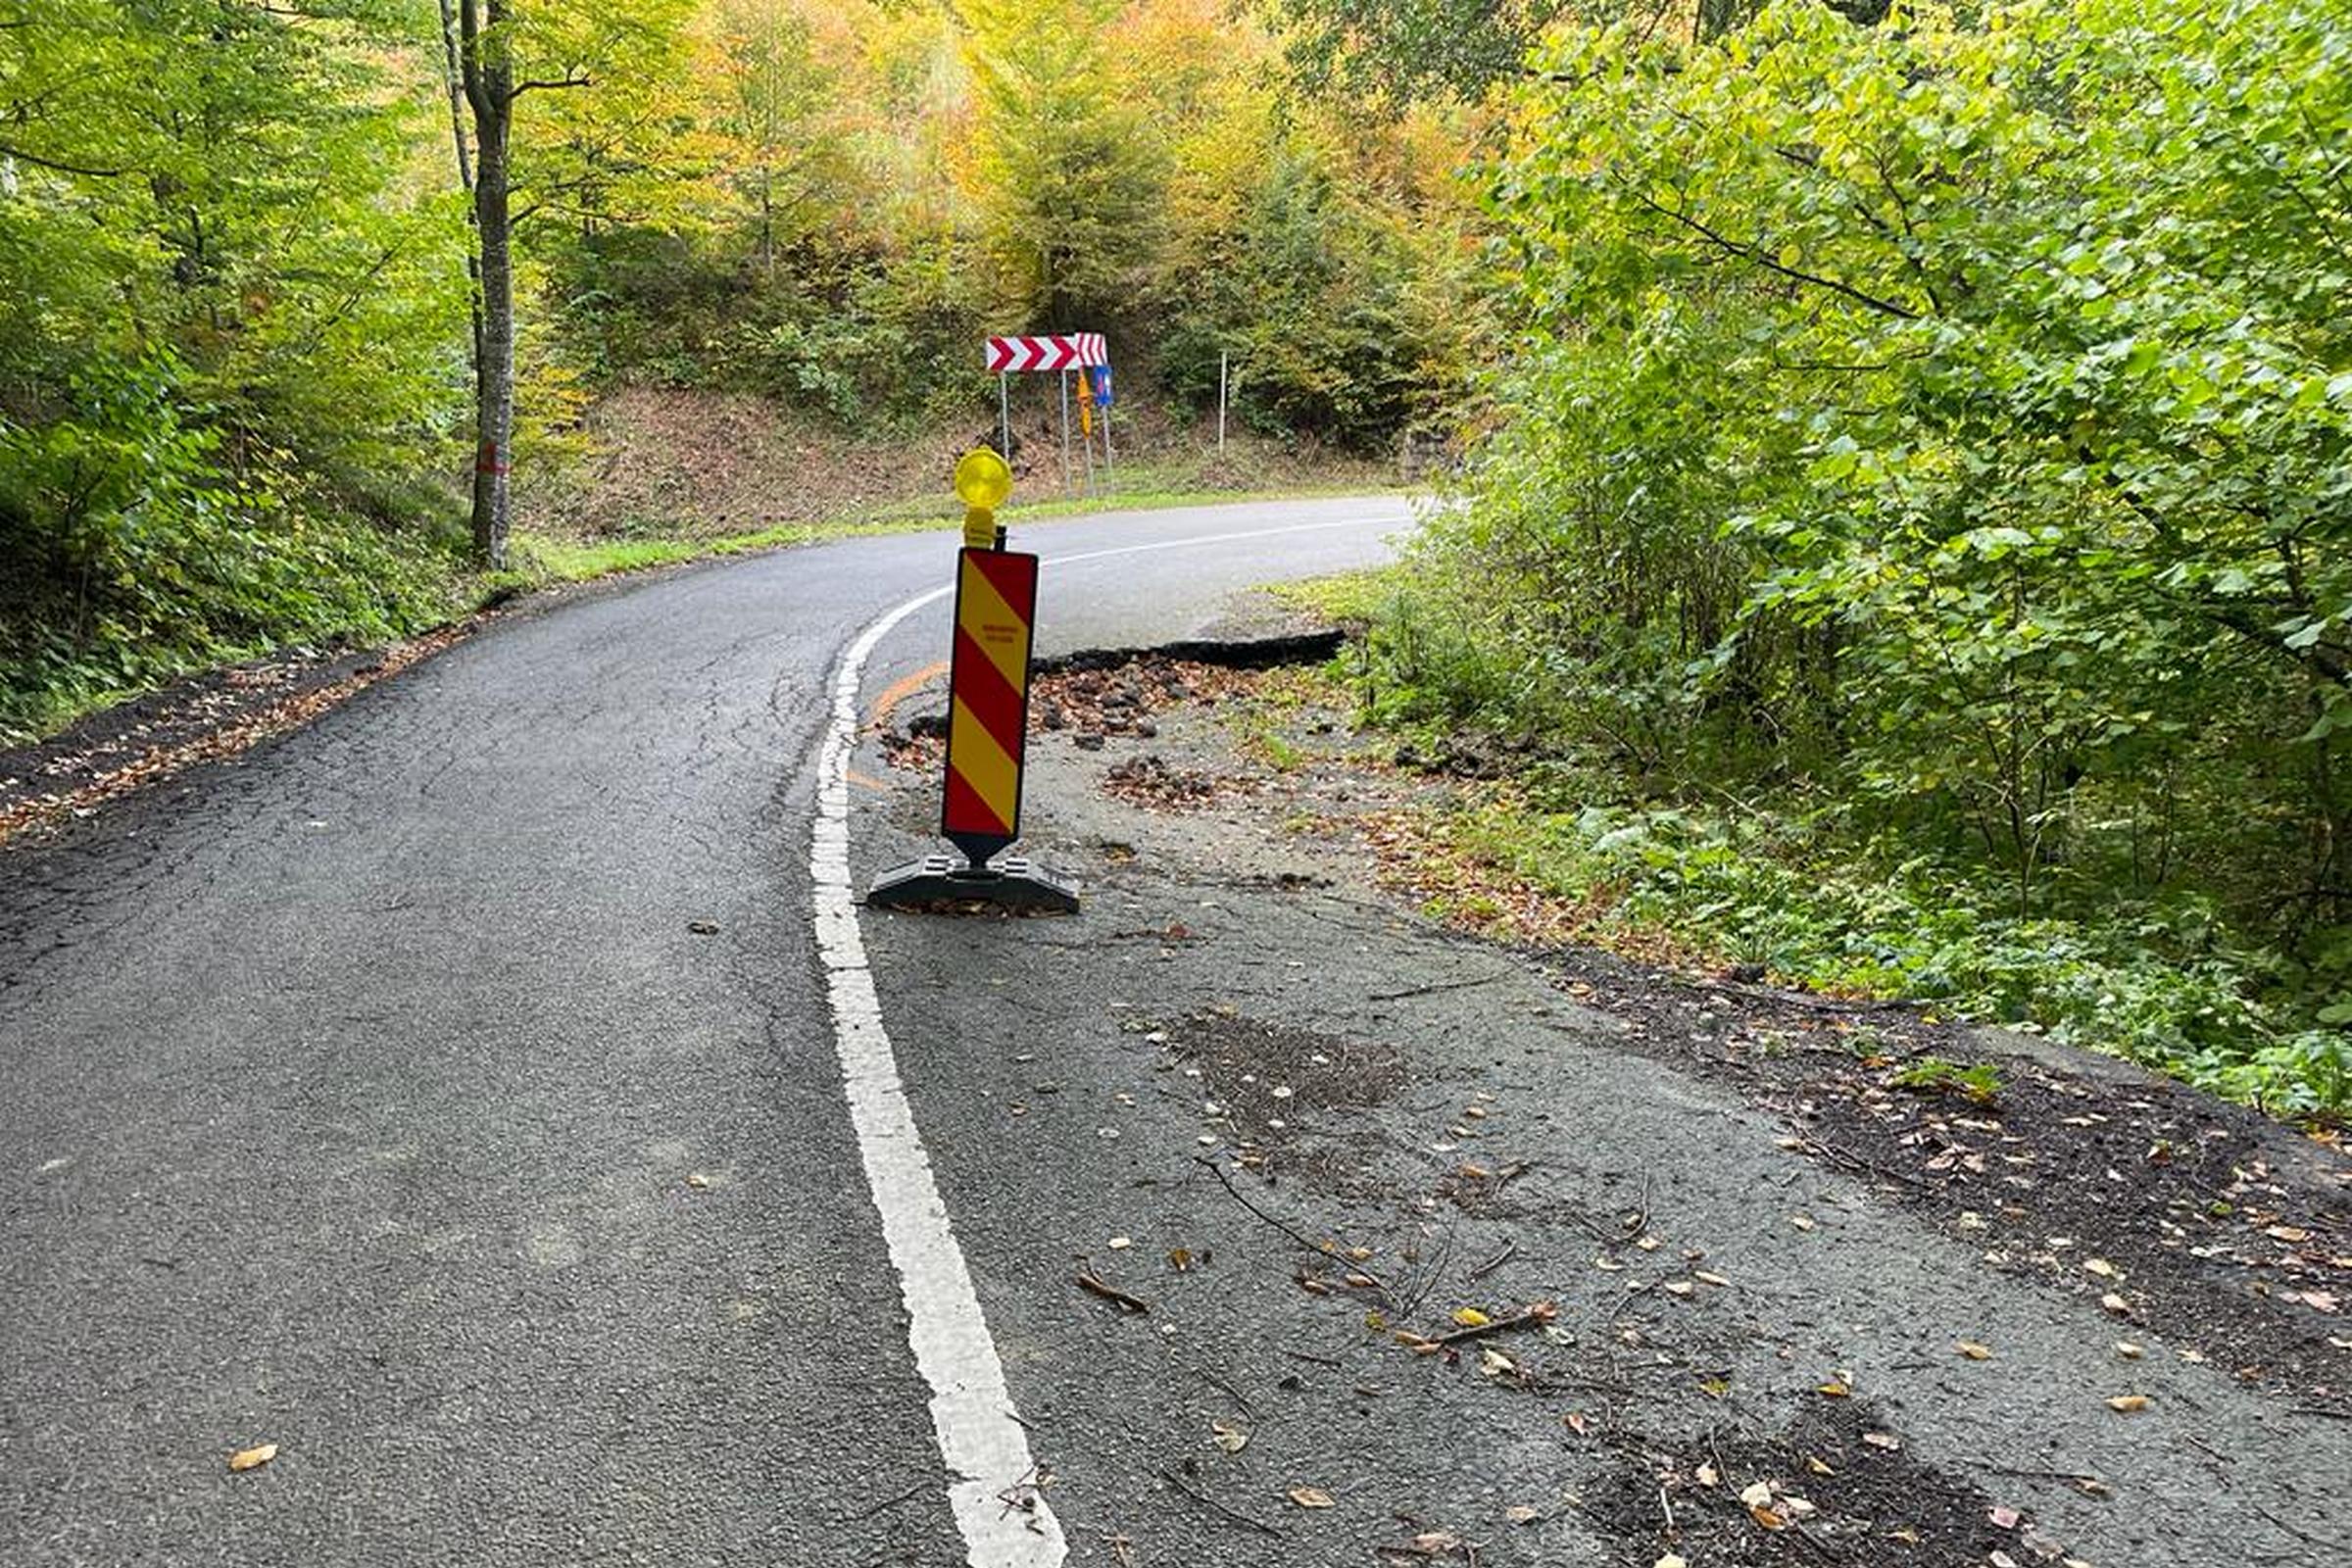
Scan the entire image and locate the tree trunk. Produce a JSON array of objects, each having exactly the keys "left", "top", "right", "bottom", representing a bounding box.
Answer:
[
  {"left": 471, "top": 118, "right": 514, "bottom": 568},
  {"left": 433, "top": 0, "right": 484, "bottom": 380},
  {"left": 457, "top": 0, "right": 514, "bottom": 569}
]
